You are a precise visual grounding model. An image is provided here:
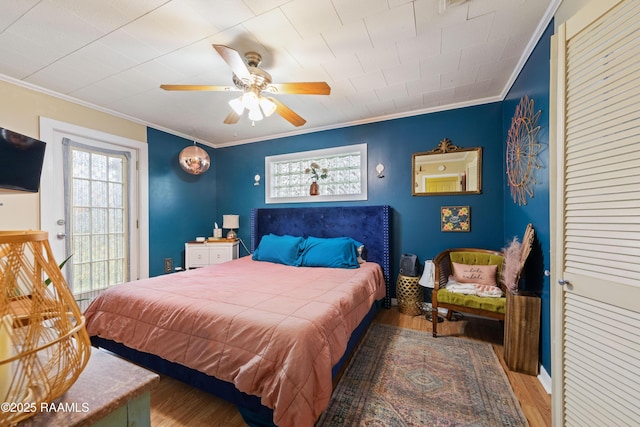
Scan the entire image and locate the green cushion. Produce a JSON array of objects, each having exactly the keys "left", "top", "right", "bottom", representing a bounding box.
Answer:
[
  {"left": 439, "top": 251, "right": 505, "bottom": 314},
  {"left": 437, "top": 289, "right": 506, "bottom": 314}
]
